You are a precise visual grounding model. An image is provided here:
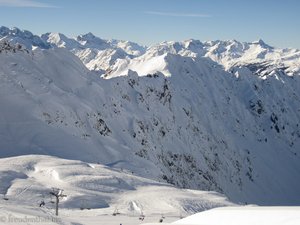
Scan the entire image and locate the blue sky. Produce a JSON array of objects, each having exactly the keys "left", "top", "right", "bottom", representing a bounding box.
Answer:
[{"left": 0, "top": 0, "right": 299, "bottom": 48}]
